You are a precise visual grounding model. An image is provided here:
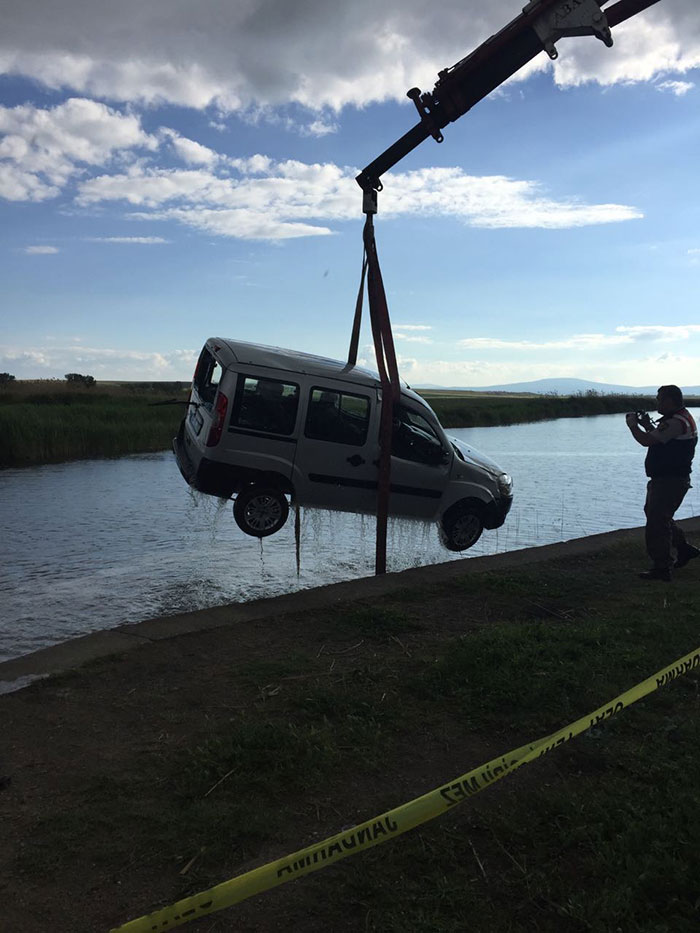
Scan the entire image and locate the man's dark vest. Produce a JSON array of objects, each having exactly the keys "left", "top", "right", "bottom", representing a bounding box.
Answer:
[{"left": 645, "top": 408, "right": 697, "bottom": 478}]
